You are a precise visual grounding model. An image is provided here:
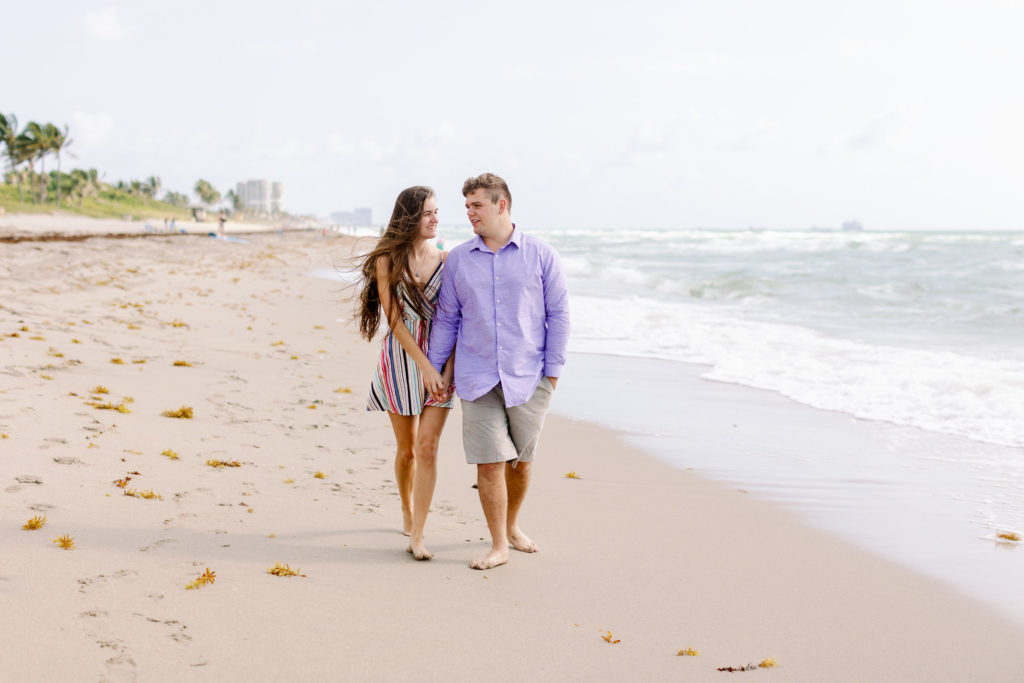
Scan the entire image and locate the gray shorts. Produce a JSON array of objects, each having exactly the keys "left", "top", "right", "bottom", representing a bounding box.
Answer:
[{"left": 461, "top": 378, "right": 555, "bottom": 466}]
